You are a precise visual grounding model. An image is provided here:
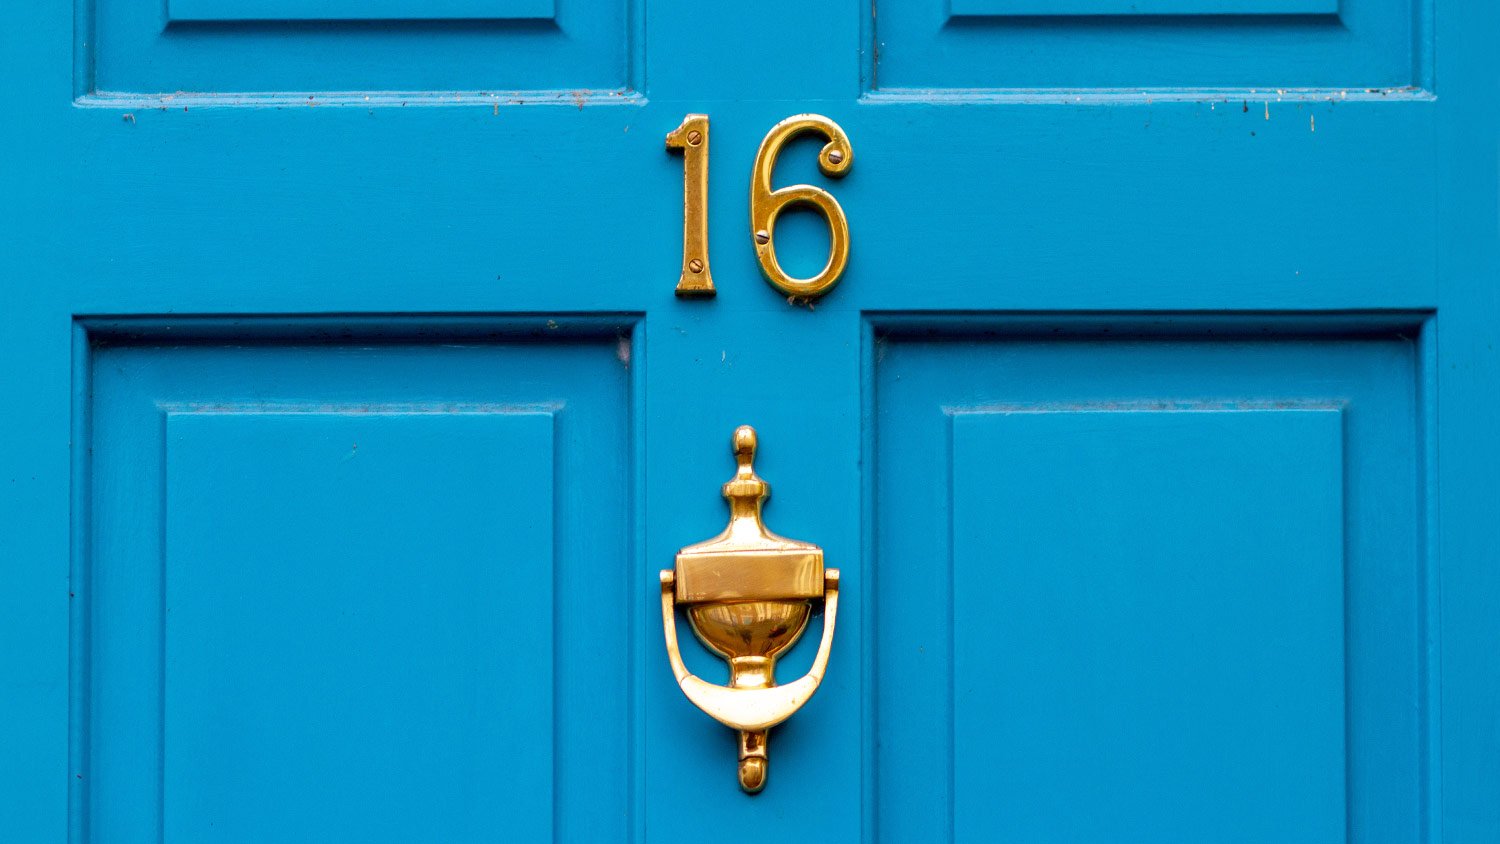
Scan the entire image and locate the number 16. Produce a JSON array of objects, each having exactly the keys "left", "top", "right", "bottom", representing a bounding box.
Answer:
[{"left": 666, "top": 113, "right": 853, "bottom": 300}]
